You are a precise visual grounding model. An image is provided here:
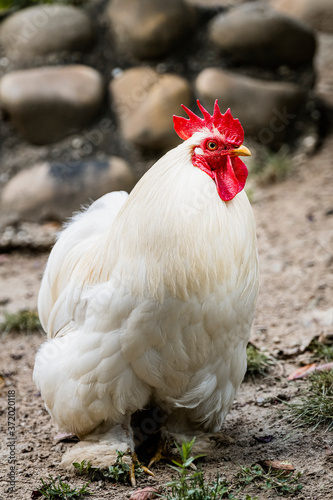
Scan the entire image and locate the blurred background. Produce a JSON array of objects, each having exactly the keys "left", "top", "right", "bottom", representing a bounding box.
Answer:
[{"left": 0, "top": 0, "right": 332, "bottom": 246}]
